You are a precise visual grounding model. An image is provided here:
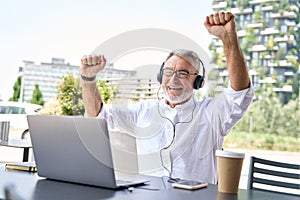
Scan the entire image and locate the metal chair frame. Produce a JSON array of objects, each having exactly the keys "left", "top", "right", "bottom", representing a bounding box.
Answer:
[{"left": 248, "top": 156, "right": 300, "bottom": 196}]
